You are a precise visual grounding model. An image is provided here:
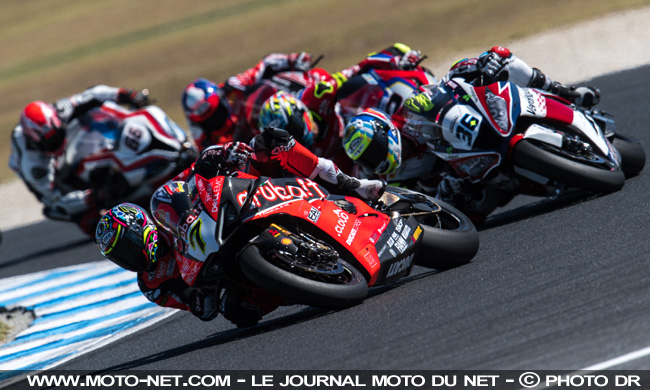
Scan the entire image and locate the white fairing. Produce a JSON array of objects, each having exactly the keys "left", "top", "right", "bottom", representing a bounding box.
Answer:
[
  {"left": 440, "top": 104, "right": 483, "bottom": 150},
  {"left": 571, "top": 110, "right": 616, "bottom": 160},
  {"left": 183, "top": 210, "right": 220, "bottom": 262}
]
